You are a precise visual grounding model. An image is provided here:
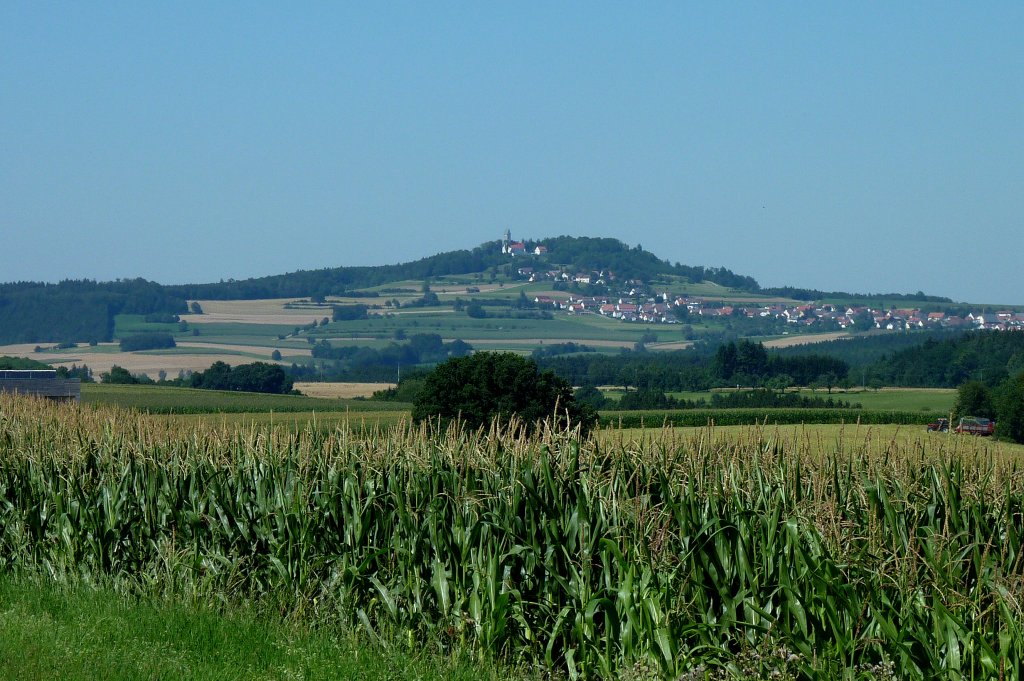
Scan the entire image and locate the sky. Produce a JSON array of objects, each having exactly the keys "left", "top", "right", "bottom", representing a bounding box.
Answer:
[{"left": 2, "top": 3, "right": 1021, "bottom": 303}]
